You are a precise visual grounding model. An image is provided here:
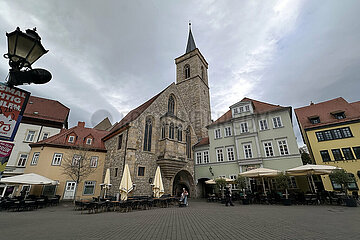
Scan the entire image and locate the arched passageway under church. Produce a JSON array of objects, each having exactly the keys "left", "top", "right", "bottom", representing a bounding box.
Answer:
[{"left": 172, "top": 170, "right": 194, "bottom": 198}]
